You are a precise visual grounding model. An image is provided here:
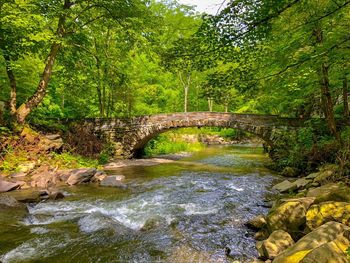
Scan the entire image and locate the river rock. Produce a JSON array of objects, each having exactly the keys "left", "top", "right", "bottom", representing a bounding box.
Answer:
[
  {"left": 141, "top": 216, "right": 168, "bottom": 231},
  {"left": 91, "top": 171, "right": 107, "bottom": 182},
  {"left": 100, "top": 175, "right": 126, "bottom": 188},
  {"left": 7, "top": 189, "right": 42, "bottom": 203},
  {"left": 312, "top": 164, "right": 338, "bottom": 185},
  {"left": 306, "top": 202, "right": 350, "bottom": 231},
  {"left": 273, "top": 221, "right": 350, "bottom": 263},
  {"left": 294, "top": 178, "right": 311, "bottom": 189},
  {"left": 66, "top": 168, "right": 97, "bottom": 185},
  {"left": 272, "top": 180, "right": 297, "bottom": 193},
  {"left": 246, "top": 215, "right": 267, "bottom": 230},
  {"left": 306, "top": 183, "right": 350, "bottom": 203},
  {"left": 78, "top": 212, "right": 132, "bottom": 235},
  {"left": 256, "top": 230, "right": 294, "bottom": 260},
  {"left": 0, "top": 179, "right": 21, "bottom": 192},
  {"left": 0, "top": 194, "right": 25, "bottom": 208},
  {"left": 266, "top": 197, "right": 315, "bottom": 238},
  {"left": 30, "top": 166, "right": 60, "bottom": 188},
  {"left": 299, "top": 233, "right": 350, "bottom": 263}
]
